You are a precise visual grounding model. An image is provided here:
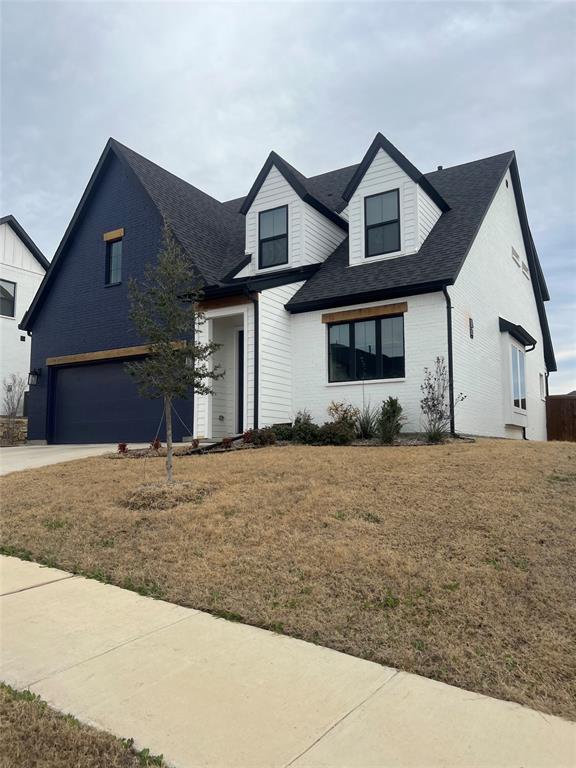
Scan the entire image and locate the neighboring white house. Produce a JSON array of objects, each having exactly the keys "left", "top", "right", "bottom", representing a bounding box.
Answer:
[
  {"left": 21, "top": 134, "right": 555, "bottom": 443},
  {"left": 1, "top": 216, "right": 49, "bottom": 414}
]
